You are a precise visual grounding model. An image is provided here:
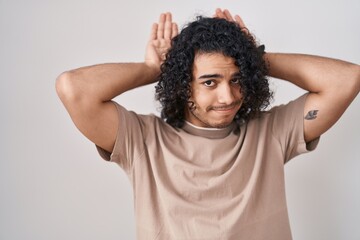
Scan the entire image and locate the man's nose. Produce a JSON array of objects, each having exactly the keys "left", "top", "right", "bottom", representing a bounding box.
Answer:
[{"left": 217, "top": 84, "right": 236, "bottom": 105}]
